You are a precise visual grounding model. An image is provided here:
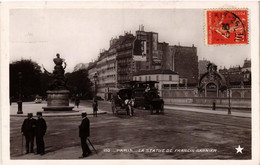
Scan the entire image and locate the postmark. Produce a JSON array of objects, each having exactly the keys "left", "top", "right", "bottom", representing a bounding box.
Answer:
[{"left": 206, "top": 9, "right": 248, "bottom": 45}]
